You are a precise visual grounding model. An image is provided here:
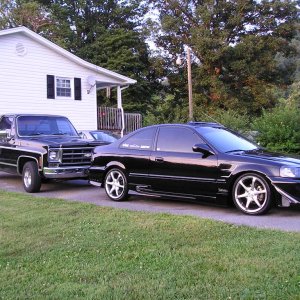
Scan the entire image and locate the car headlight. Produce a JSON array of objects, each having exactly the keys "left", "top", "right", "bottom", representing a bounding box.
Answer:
[
  {"left": 48, "top": 150, "right": 61, "bottom": 162},
  {"left": 280, "top": 166, "right": 300, "bottom": 178}
]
